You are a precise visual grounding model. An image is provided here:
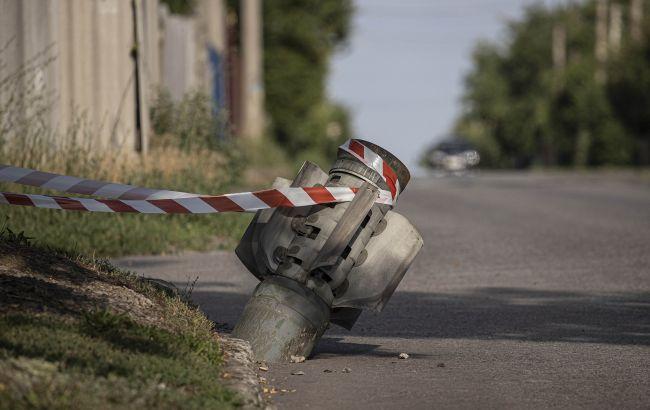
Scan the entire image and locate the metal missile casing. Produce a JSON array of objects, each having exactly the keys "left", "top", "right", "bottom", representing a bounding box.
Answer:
[
  {"left": 233, "top": 140, "right": 422, "bottom": 362},
  {"left": 231, "top": 276, "right": 330, "bottom": 361}
]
